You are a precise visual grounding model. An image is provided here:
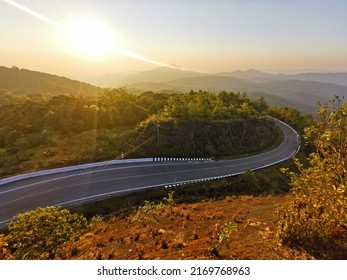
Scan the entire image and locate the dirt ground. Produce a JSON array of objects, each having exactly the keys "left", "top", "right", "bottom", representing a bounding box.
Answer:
[{"left": 55, "top": 195, "right": 318, "bottom": 260}]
